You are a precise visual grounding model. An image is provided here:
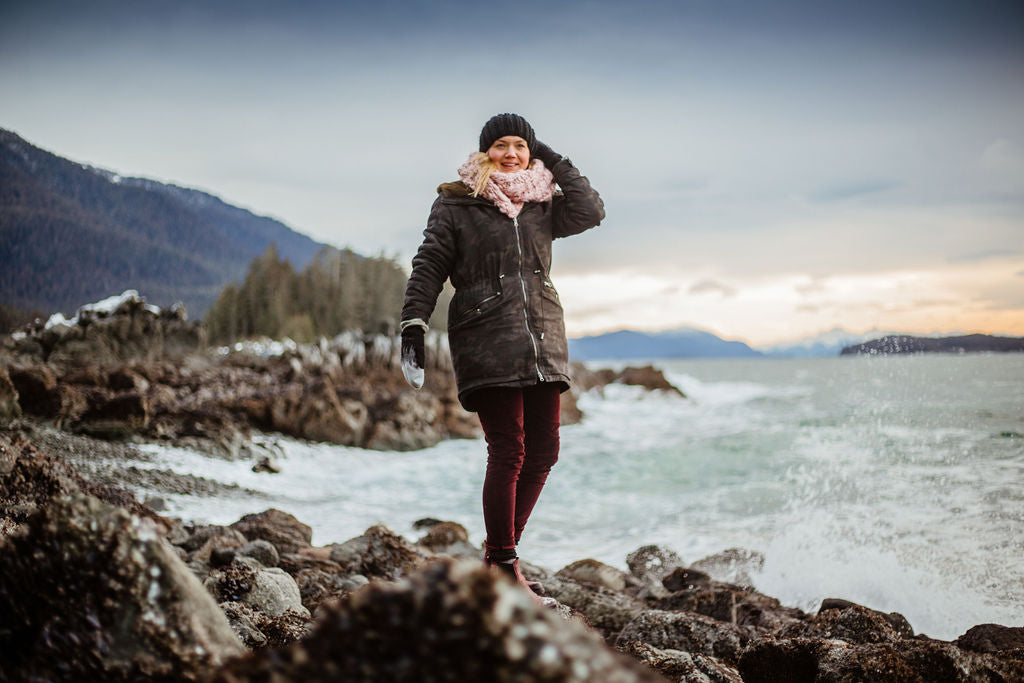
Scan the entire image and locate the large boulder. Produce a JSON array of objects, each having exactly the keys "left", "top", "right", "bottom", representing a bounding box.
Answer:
[
  {"left": 7, "top": 364, "right": 59, "bottom": 417},
  {"left": 617, "top": 610, "right": 754, "bottom": 666},
  {"left": 328, "top": 524, "right": 424, "bottom": 579},
  {"left": 655, "top": 578, "right": 808, "bottom": 634},
  {"left": 364, "top": 391, "right": 445, "bottom": 451},
  {"left": 0, "top": 429, "right": 158, "bottom": 528},
  {"left": 626, "top": 544, "right": 686, "bottom": 601},
  {"left": 619, "top": 640, "right": 742, "bottom": 683},
  {"left": 777, "top": 601, "right": 910, "bottom": 644},
  {"left": 738, "top": 636, "right": 1024, "bottom": 683},
  {"left": 615, "top": 366, "right": 686, "bottom": 396},
  {"left": 205, "top": 561, "right": 309, "bottom": 619},
  {"left": 268, "top": 379, "right": 368, "bottom": 446},
  {"left": 0, "top": 494, "right": 243, "bottom": 680},
  {"left": 75, "top": 391, "right": 151, "bottom": 438},
  {"left": 210, "top": 558, "right": 666, "bottom": 682},
  {"left": 558, "top": 558, "right": 635, "bottom": 593},
  {"left": 229, "top": 508, "right": 313, "bottom": 554},
  {"left": 543, "top": 574, "right": 648, "bottom": 642},
  {"left": 956, "top": 623, "right": 1024, "bottom": 655}
]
